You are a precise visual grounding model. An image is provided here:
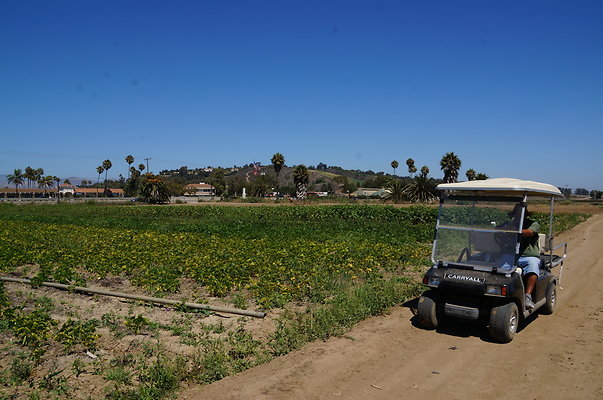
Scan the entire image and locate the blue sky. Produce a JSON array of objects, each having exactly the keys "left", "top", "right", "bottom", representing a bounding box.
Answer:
[{"left": 1, "top": 1, "right": 602, "bottom": 189}]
